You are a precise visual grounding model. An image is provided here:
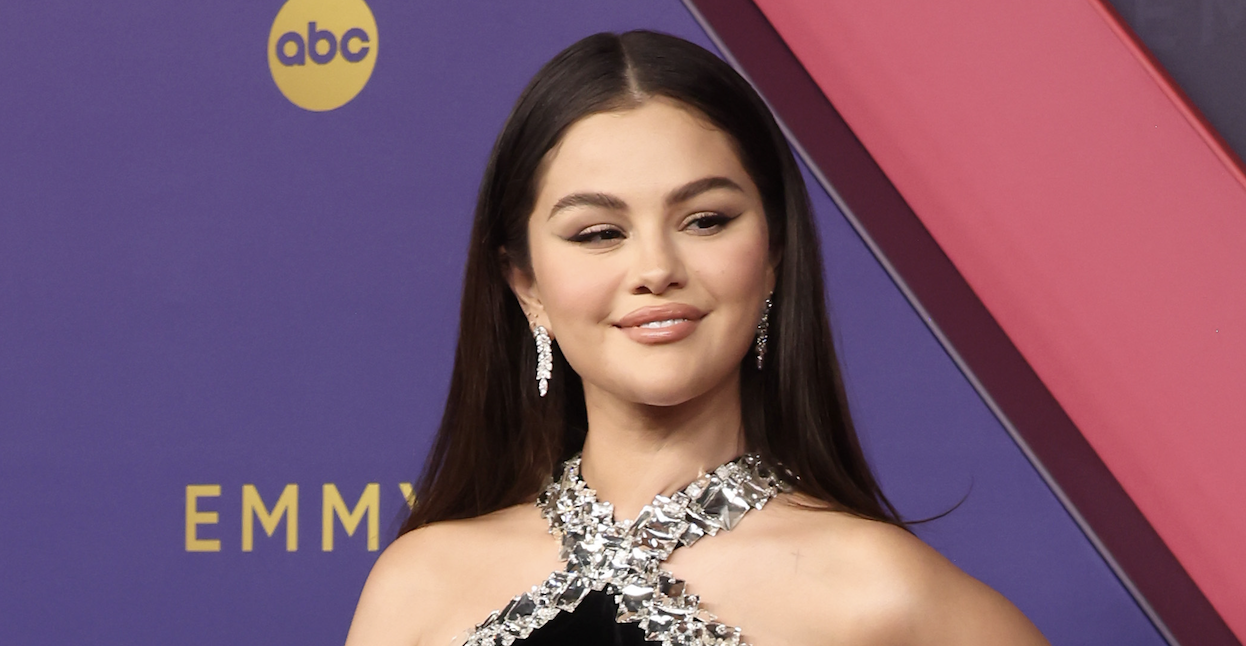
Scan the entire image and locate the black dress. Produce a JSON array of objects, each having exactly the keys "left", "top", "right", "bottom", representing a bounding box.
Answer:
[
  {"left": 460, "top": 454, "right": 788, "bottom": 646},
  {"left": 514, "top": 591, "right": 650, "bottom": 645}
]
